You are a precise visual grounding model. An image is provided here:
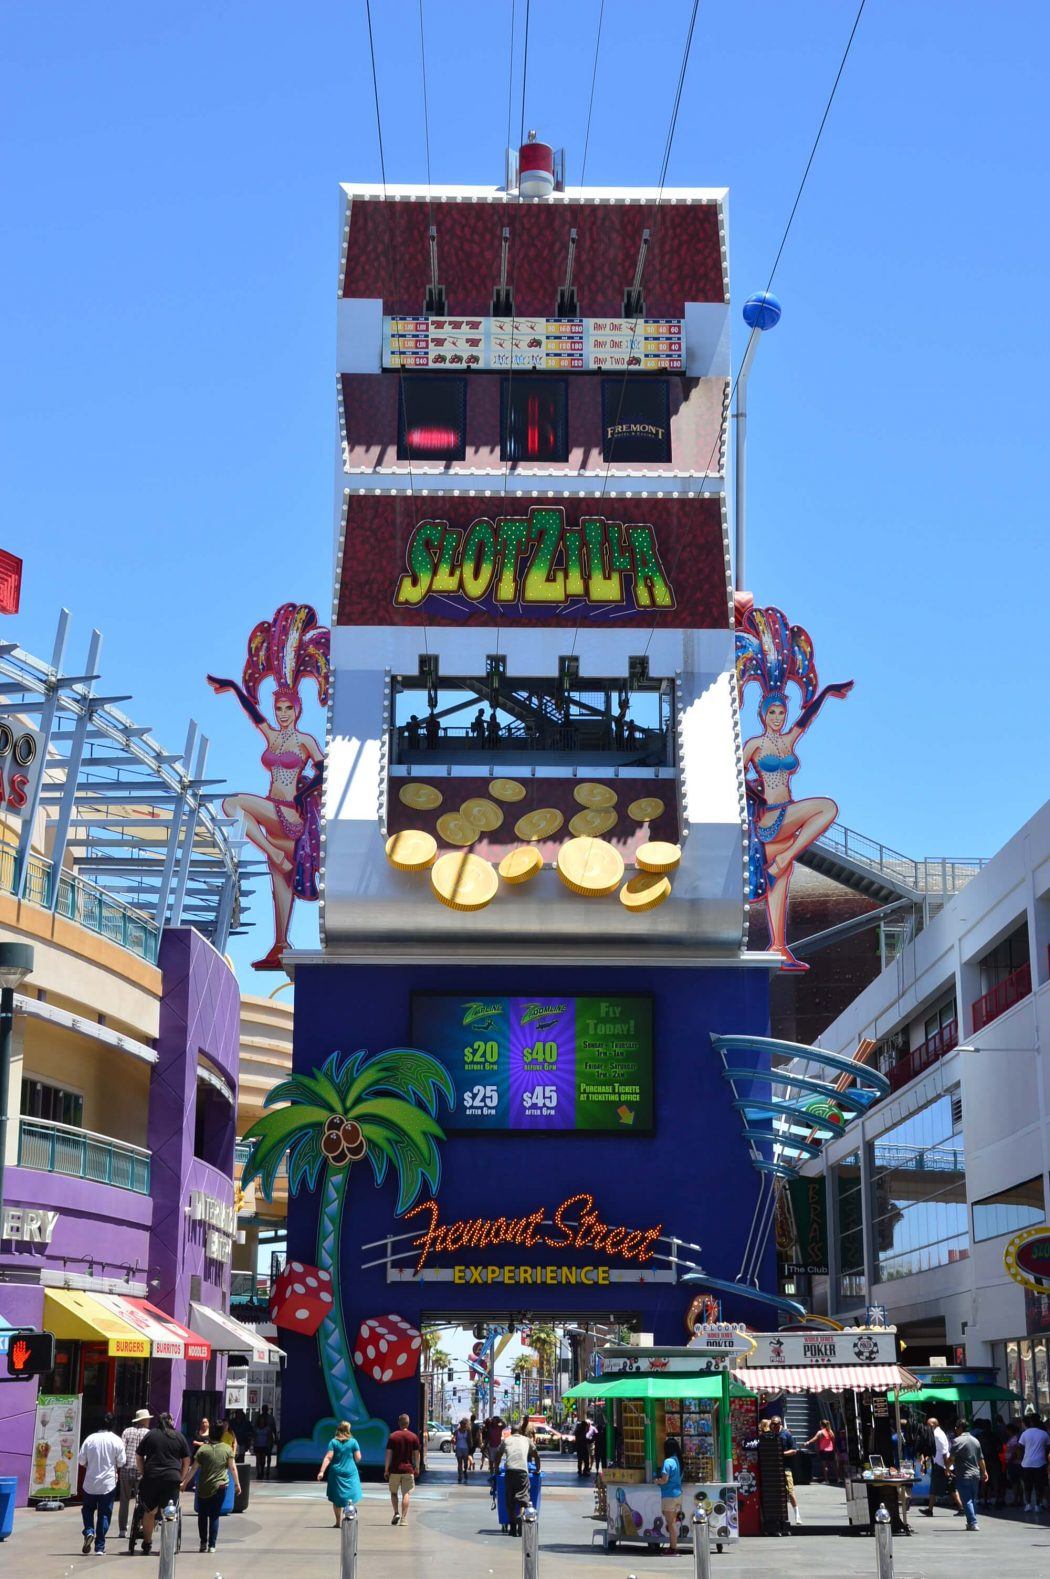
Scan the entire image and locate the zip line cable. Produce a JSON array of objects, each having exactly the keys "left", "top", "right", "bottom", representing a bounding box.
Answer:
[{"left": 639, "top": 0, "right": 869, "bottom": 662}]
